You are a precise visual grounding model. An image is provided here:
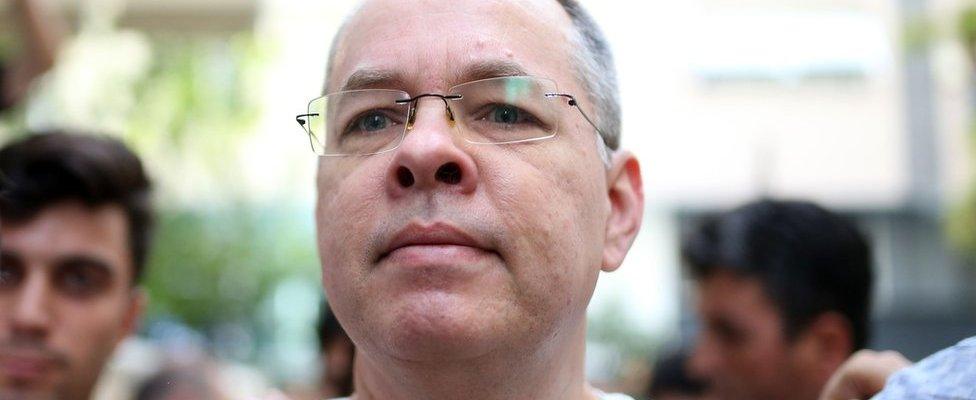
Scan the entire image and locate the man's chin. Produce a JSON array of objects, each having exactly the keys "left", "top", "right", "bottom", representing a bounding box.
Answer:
[
  {"left": 0, "top": 384, "right": 59, "bottom": 400},
  {"left": 377, "top": 293, "right": 510, "bottom": 360}
]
